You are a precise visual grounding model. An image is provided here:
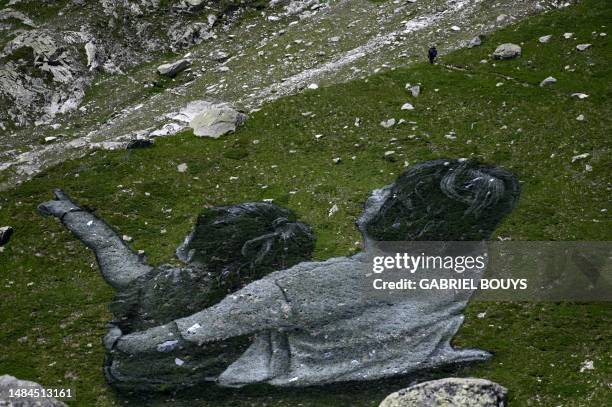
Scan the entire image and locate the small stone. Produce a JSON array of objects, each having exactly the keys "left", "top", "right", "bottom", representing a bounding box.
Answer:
[
  {"left": 576, "top": 114, "right": 585, "bottom": 121},
  {"left": 576, "top": 43, "right": 591, "bottom": 51},
  {"left": 571, "top": 93, "right": 589, "bottom": 99},
  {"left": 539, "top": 35, "right": 552, "bottom": 43},
  {"left": 328, "top": 36, "right": 340, "bottom": 42},
  {"left": 540, "top": 76, "right": 557, "bottom": 87},
  {"left": 383, "top": 151, "right": 396, "bottom": 162},
  {"left": 468, "top": 36, "right": 482, "bottom": 48},
  {"left": 177, "top": 163, "right": 188, "bottom": 173},
  {"left": 477, "top": 312, "right": 487, "bottom": 318},
  {"left": 409, "top": 85, "right": 420, "bottom": 97},
  {"left": 580, "top": 359, "right": 594, "bottom": 372},
  {"left": 332, "top": 157, "right": 341, "bottom": 164},
  {"left": 328, "top": 204, "right": 339, "bottom": 217},
  {"left": 571, "top": 153, "right": 589, "bottom": 163},
  {"left": 563, "top": 32, "right": 573, "bottom": 39},
  {"left": 175, "top": 358, "right": 185, "bottom": 366},
  {"left": 401, "top": 103, "right": 415, "bottom": 111},
  {"left": 307, "top": 83, "right": 319, "bottom": 90},
  {"left": 450, "top": 25, "right": 461, "bottom": 31},
  {"left": 122, "top": 235, "right": 132, "bottom": 242},
  {"left": 380, "top": 118, "right": 396, "bottom": 128}
]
